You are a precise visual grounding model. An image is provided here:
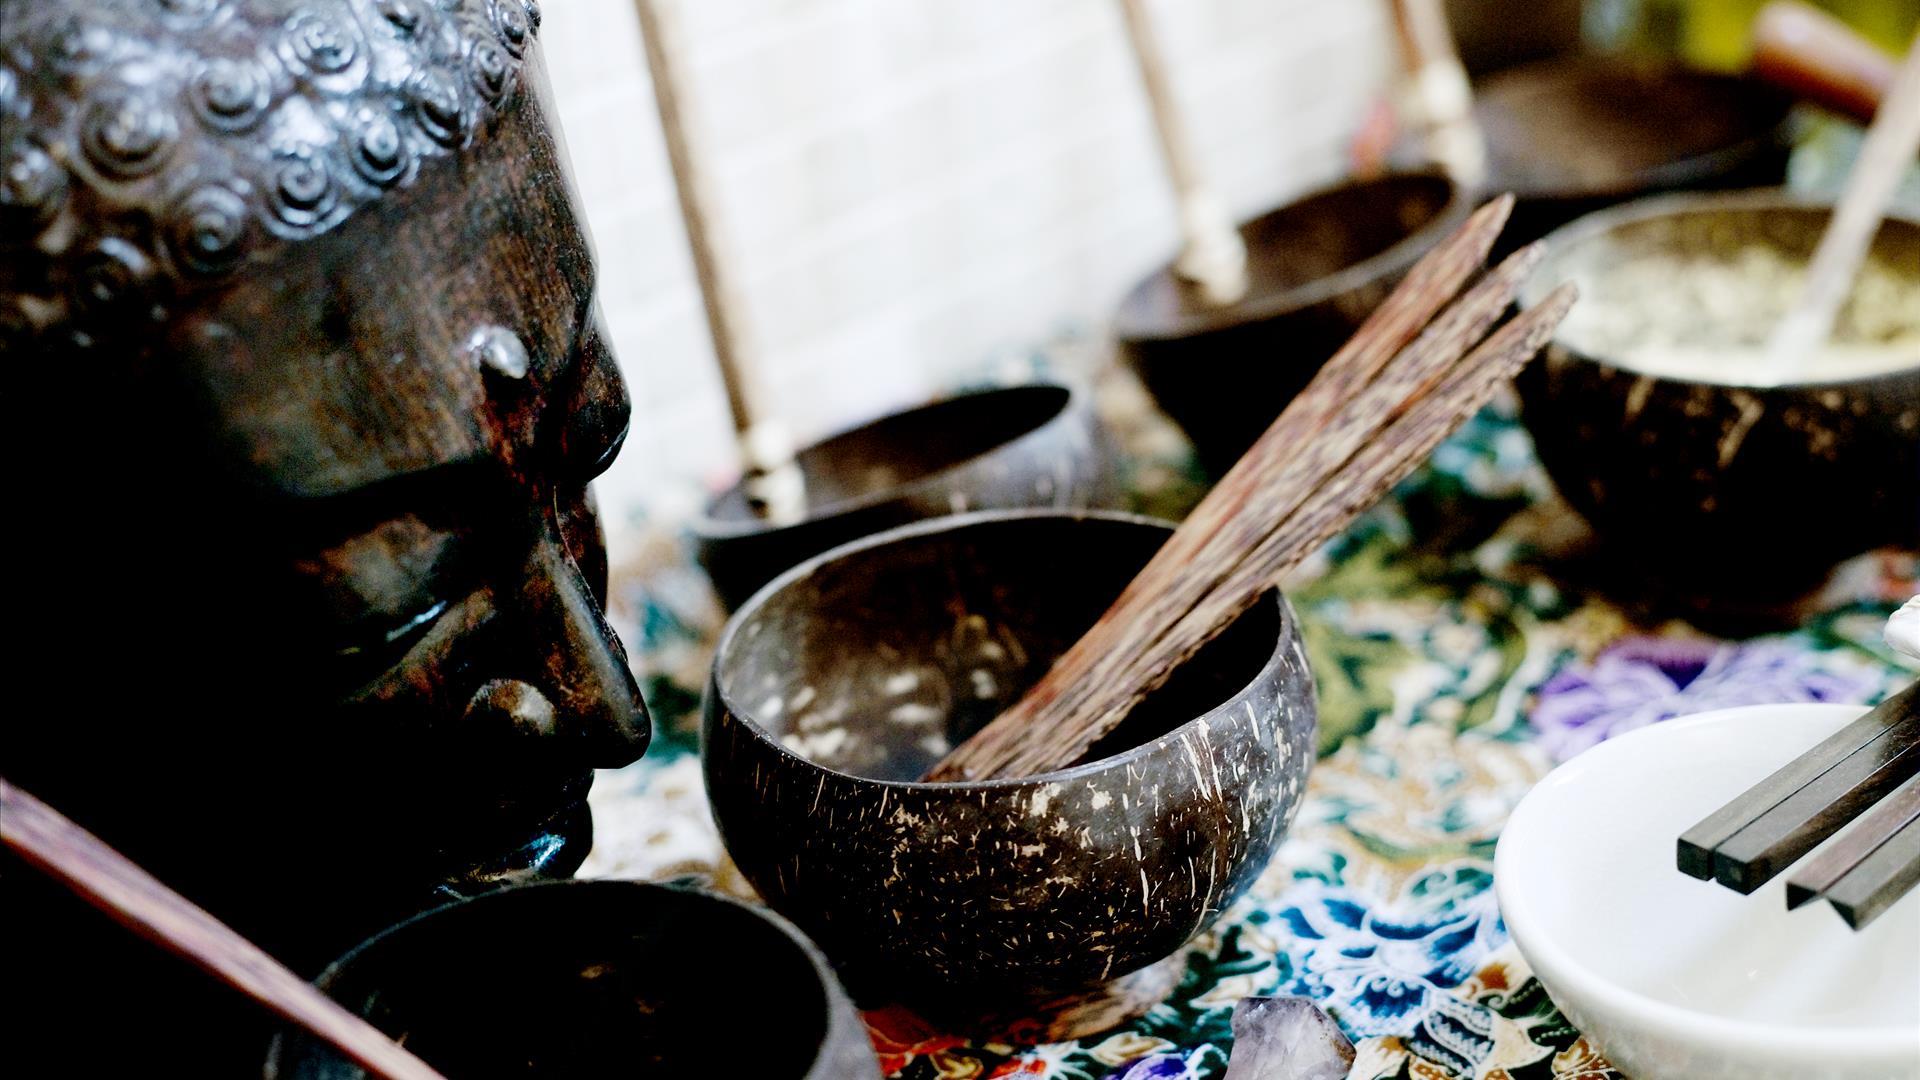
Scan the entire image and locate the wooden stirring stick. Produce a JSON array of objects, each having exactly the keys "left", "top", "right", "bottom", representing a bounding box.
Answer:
[
  {"left": 0, "top": 779, "right": 450, "bottom": 1080},
  {"left": 1388, "top": 0, "right": 1486, "bottom": 187},
  {"left": 1116, "top": 0, "right": 1249, "bottom": 306},
  {"left": 927, "top": 197, "right": 1572, "bottom": 782},
  {"left": 1765, "top": 28, "right": 1920, "bottom": 371},
  {"left": 633, "top": 0, "right": 805, "bottom": 523}
]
